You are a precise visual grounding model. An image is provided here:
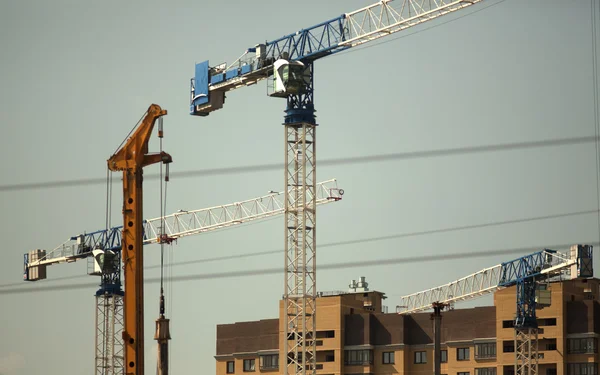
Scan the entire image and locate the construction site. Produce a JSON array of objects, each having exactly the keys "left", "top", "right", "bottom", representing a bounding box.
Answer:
[{"left": 1, "top": 1, "right": 600, "bottom": 375}]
